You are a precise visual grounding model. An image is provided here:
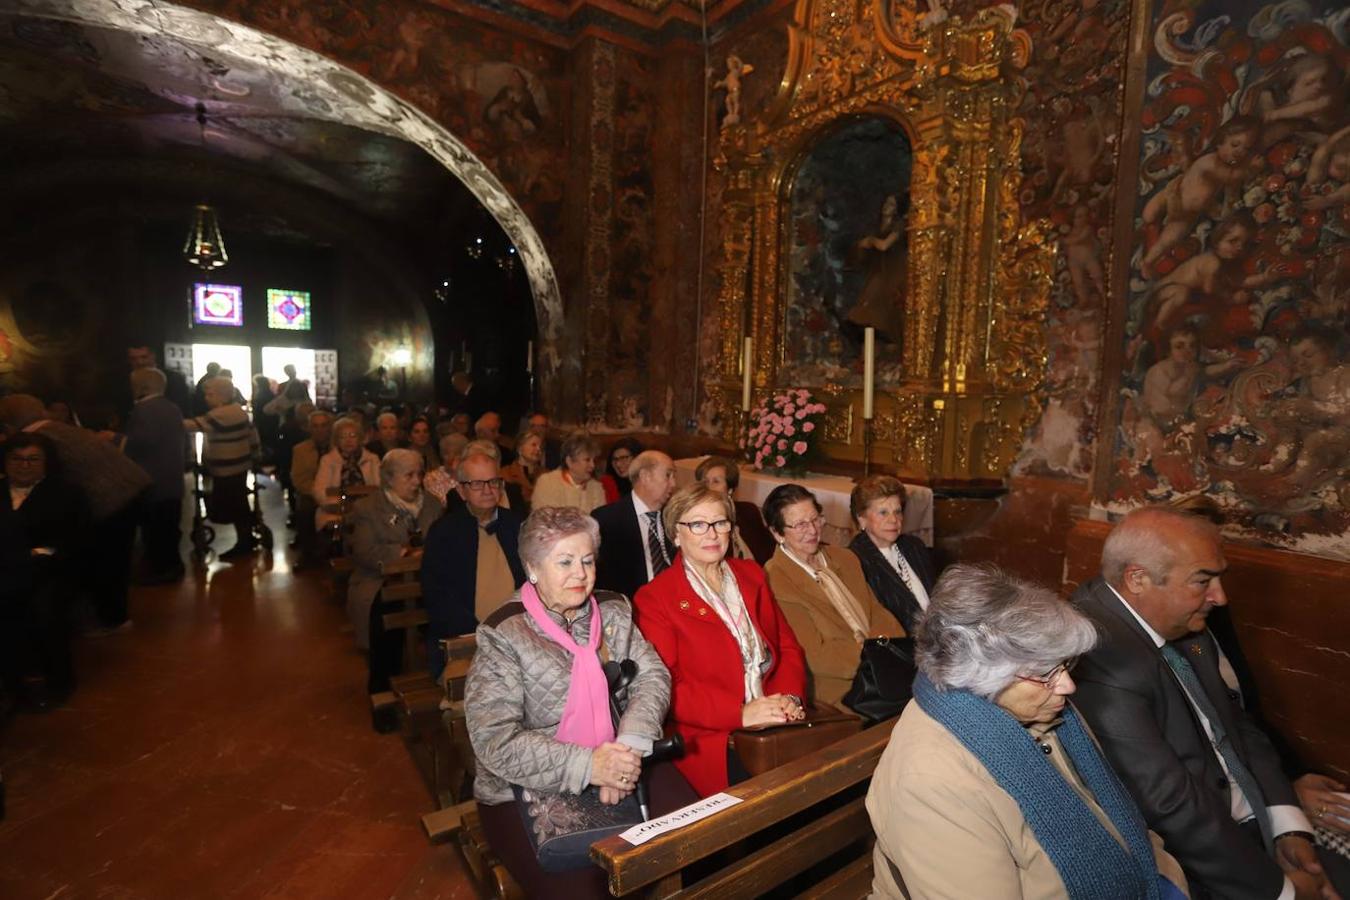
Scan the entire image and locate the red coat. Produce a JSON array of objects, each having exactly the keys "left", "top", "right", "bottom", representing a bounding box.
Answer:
[{"left": 633, "top": 555, "right": 807, "bottom": 797}]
